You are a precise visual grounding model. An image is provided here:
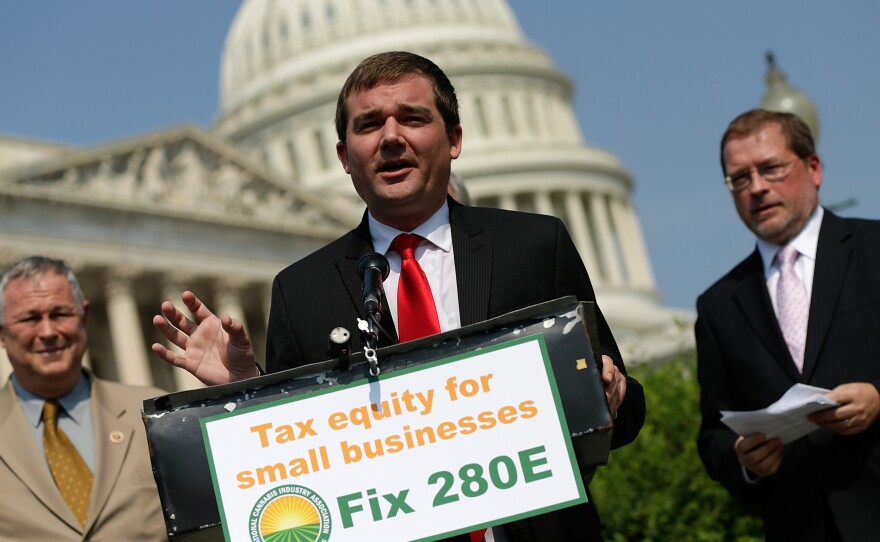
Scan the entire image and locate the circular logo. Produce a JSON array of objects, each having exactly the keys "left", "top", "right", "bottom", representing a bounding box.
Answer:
[{"left": 248, "top": 484, "right": 332, "bottom": 542}]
